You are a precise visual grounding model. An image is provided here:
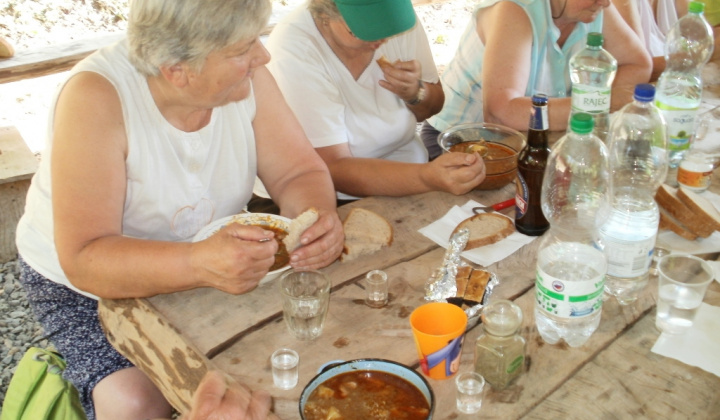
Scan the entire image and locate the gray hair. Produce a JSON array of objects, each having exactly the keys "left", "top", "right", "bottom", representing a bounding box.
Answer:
[
  {"left": 128, "top": 0, "right": 272, "bottom": 76},
  {"left": 308, "top": 0, "right": 342, "bottom": 21}
]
